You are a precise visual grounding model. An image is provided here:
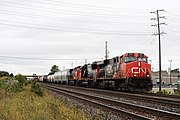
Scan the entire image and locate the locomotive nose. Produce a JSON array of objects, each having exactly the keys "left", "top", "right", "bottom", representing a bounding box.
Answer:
[
  {"left": 130, "top": 61, "right": 149, "bottom": 78},
  {"left": 138, "top": 61, "right": 141, "bottom": 66}
]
